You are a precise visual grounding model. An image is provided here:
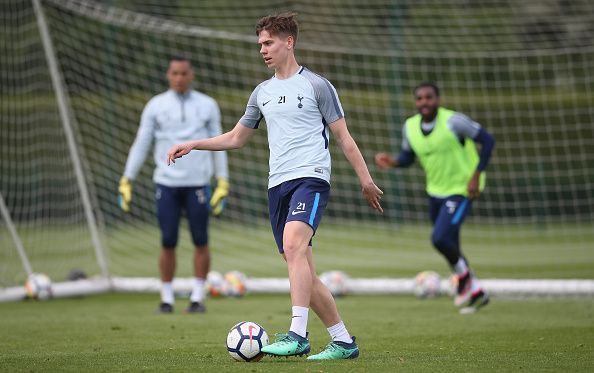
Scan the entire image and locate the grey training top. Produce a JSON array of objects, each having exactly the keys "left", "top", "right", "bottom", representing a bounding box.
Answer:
[
  {"left": 124, "top": 89, "right": 228, "bottom": 187},
  {"left": 239, "top": 67, "right": 344, "bottom": 188}
]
